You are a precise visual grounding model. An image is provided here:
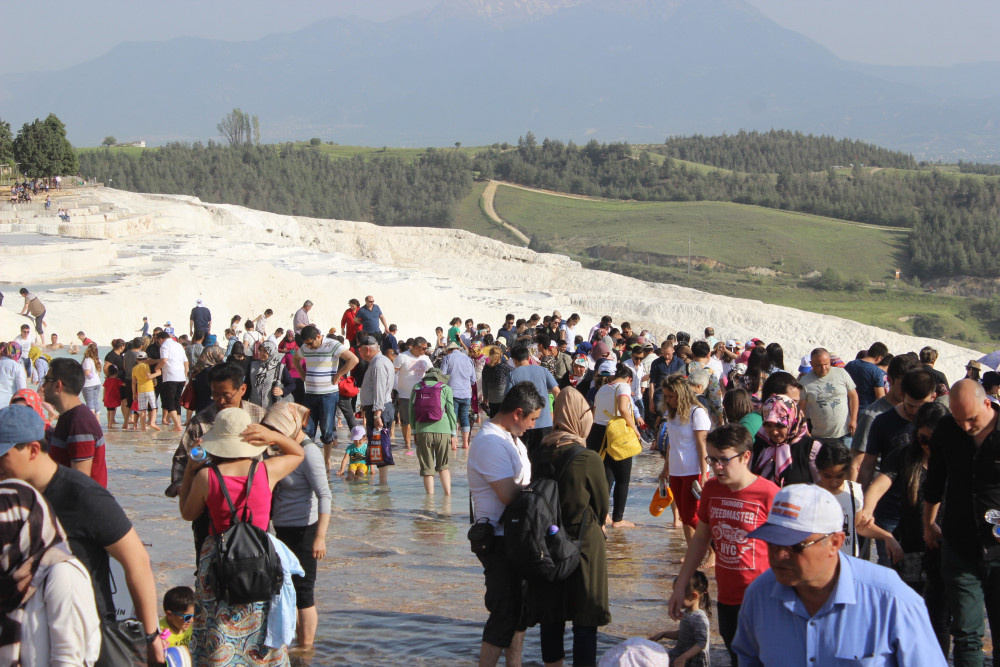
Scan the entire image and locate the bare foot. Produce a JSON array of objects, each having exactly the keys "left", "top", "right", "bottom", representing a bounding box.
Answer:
[
  {"left": 612, "top": 520, "right": 637, "bottom": 528},
  {"left": 170, "top": 426, "right": 183, "bottom": 432},
  {"left": 605, "top": 516, "right": 613, "bottom": 526},
  {"left": 462, "top": 444, "right": 469, "bottom": 449},
  {"left": 672, "top": 520, "right": 683, "bottom": 528},
  {"left": 149, "top": 424, "right": 162, "bottom": 432}
]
